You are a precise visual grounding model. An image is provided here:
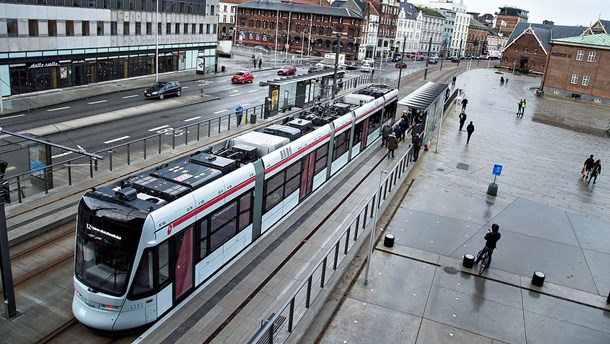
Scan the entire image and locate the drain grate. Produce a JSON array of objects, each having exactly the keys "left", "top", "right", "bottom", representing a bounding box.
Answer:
[
  {"left": 456, "top": 162, "right": 469, "bottom": 170},
  {"left": 443, "top": 266, "right": 459, "bottom": 275}
]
